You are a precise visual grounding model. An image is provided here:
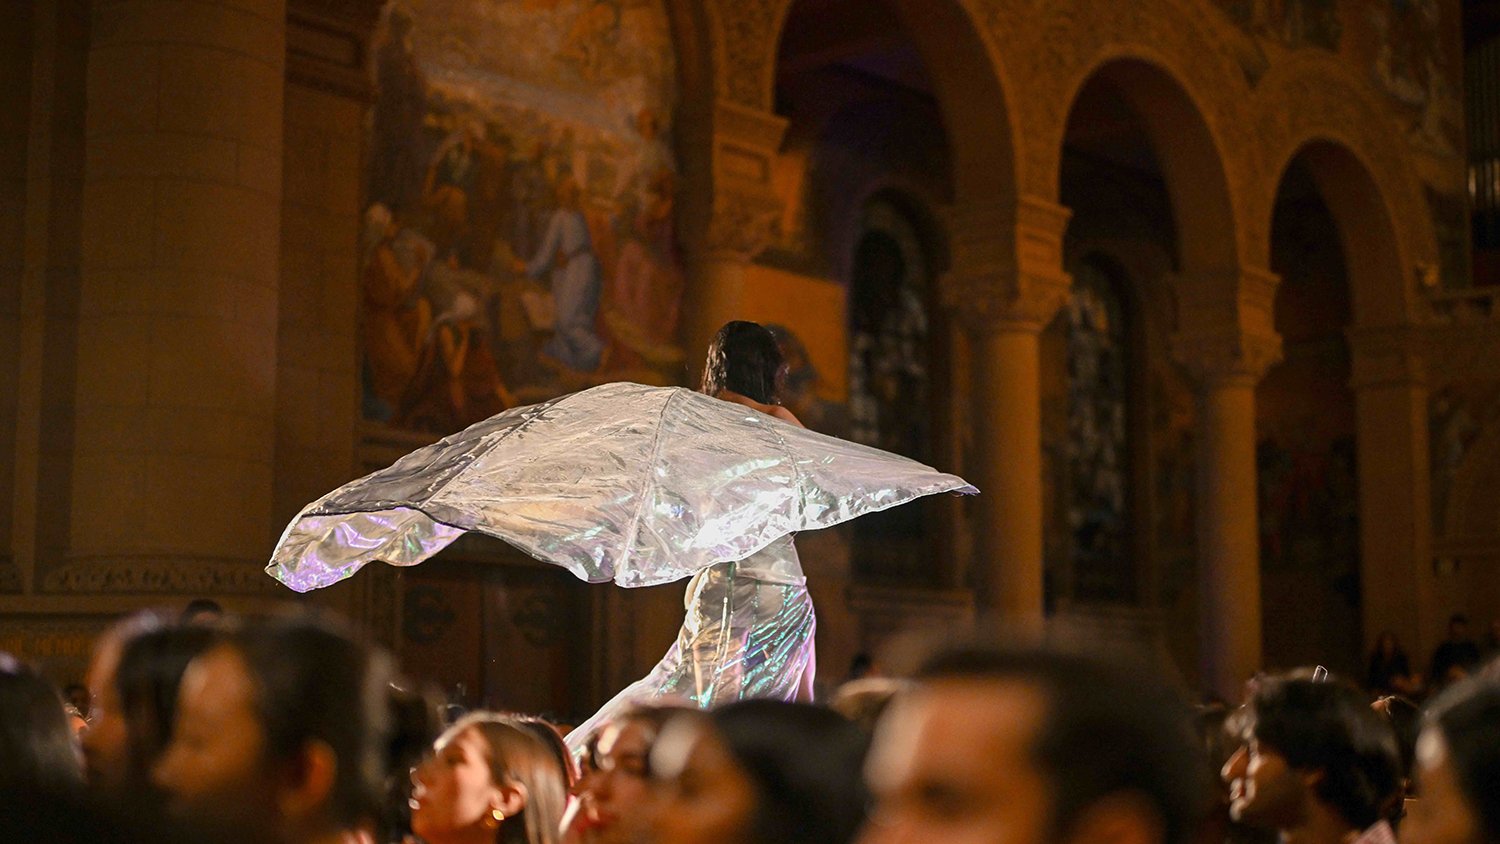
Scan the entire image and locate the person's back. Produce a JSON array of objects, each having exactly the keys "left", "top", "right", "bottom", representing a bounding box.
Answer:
[{"left": 1431, "top": 616, "right": 1482, "bottom": 687}]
